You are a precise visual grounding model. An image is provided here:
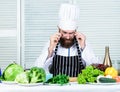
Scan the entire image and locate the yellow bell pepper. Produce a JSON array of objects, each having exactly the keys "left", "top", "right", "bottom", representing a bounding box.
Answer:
[{"left": 104, "top": 67, "right": 118, "bottom": 78}]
